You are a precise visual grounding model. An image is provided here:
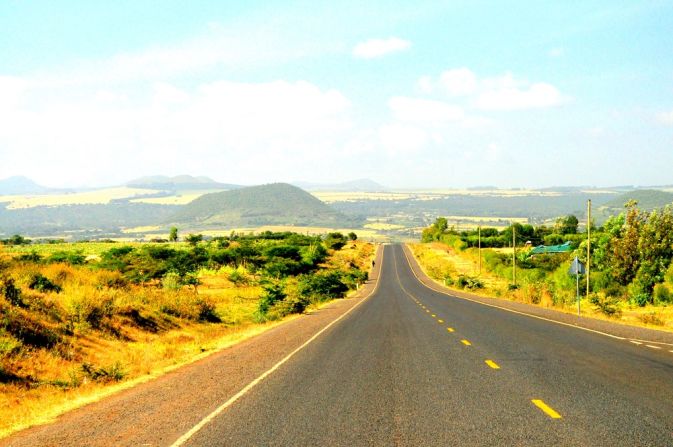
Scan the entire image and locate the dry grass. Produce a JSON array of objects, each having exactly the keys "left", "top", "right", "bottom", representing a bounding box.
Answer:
[
  {"left": 0, "top": 187, "right": 157, "bottom": 210},
  {"left": 0, "top": 240, "right": 377, "bottom": 437}
]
